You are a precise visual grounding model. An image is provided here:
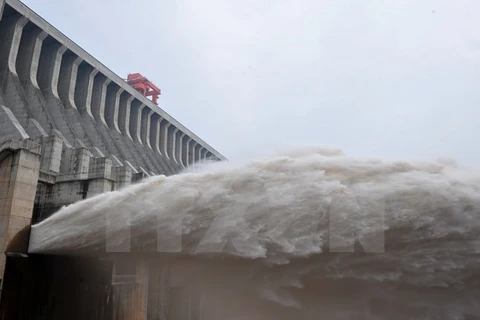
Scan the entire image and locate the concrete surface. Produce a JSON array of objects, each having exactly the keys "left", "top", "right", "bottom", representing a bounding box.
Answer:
[
  {"left": 0, "top": 1, "right": 226, "bottom": 318},
  {"left": 0, "top": 0, "right": 224, "bottom": 178}
]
